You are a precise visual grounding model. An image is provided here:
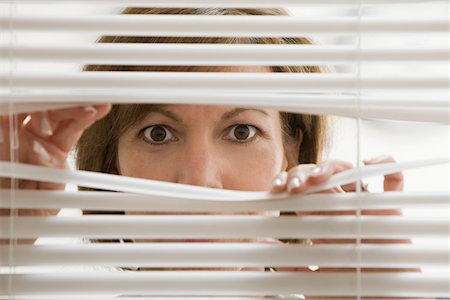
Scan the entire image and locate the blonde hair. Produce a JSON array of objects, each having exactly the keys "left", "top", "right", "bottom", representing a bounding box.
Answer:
[{"left": 76, "top": 7, "right": 328, "bottom": 178}]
